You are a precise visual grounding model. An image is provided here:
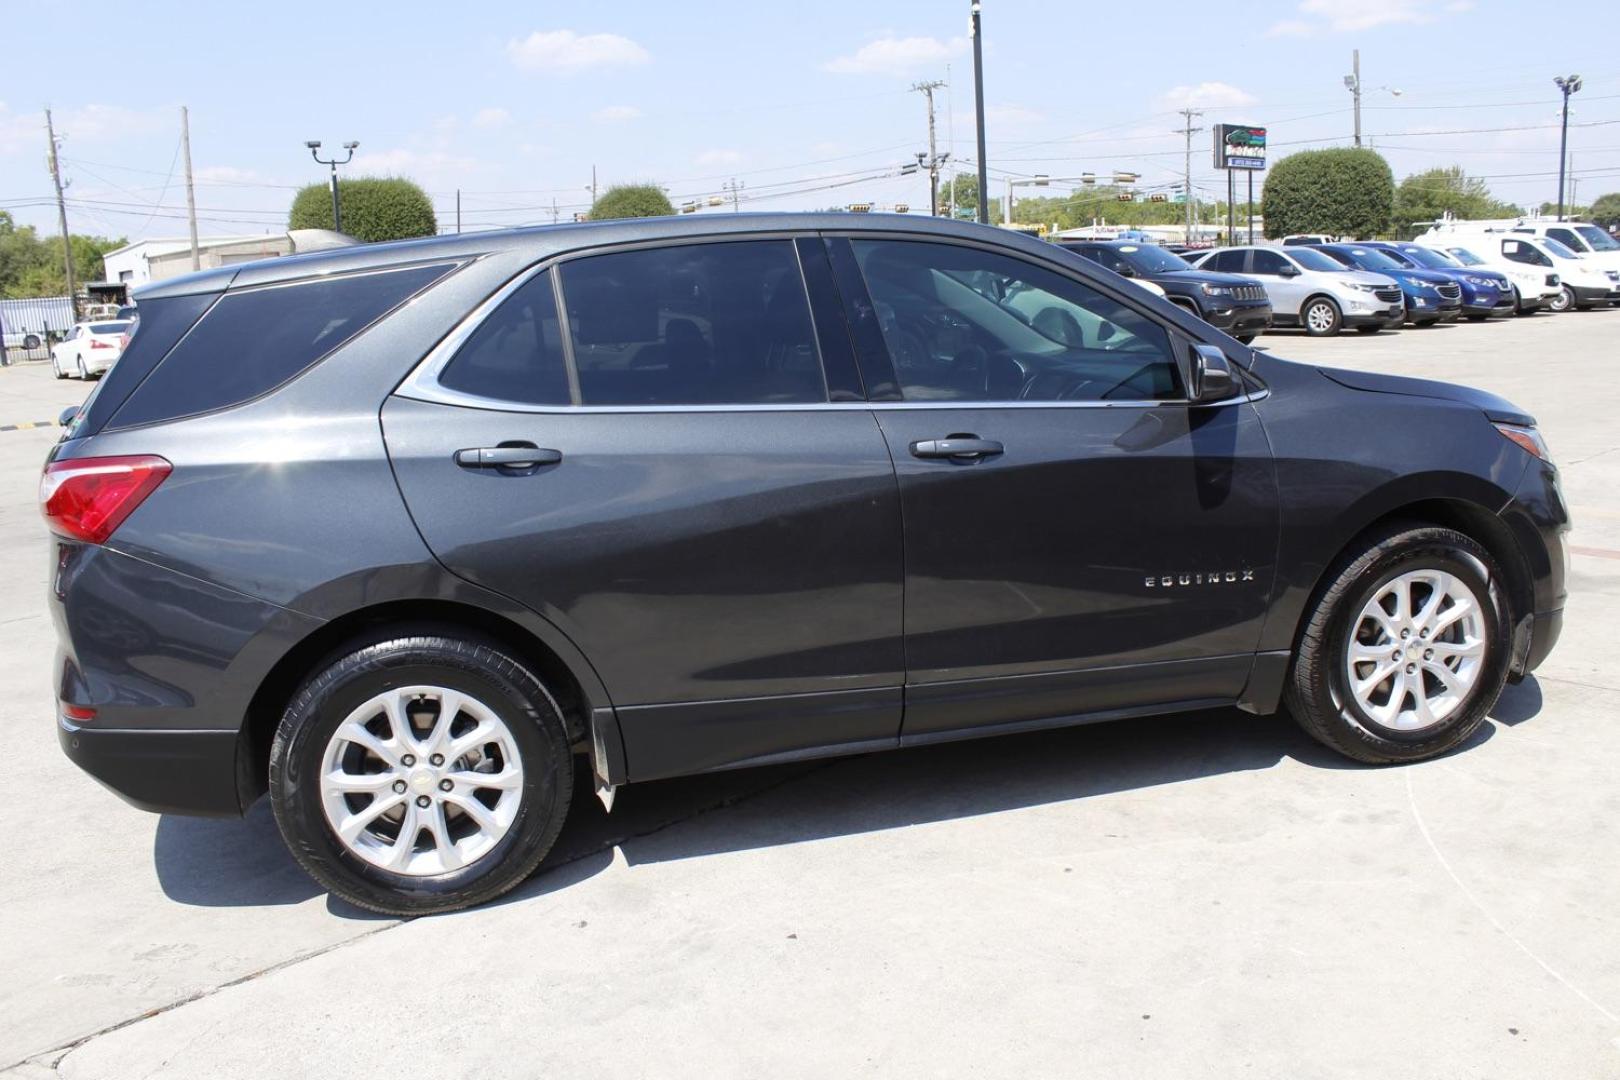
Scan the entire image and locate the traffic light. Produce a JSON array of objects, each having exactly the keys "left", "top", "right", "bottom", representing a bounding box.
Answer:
[
  {"left": 1116, "top": 193, "right": 1135, "bottom": 202},
  {"left": 1148, "top": 194, "right": 1168, "bottom": 203},
  {"left": 848, "top": 203, "right": 873, "bottom": 213},
  {"left": 893, "top": 203, "right": 910, "bottom": 214}
]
